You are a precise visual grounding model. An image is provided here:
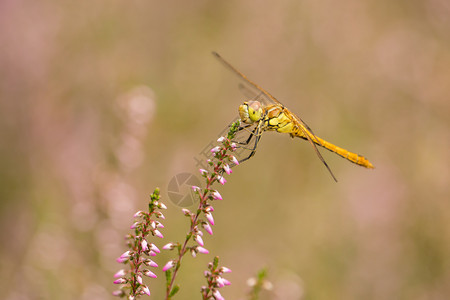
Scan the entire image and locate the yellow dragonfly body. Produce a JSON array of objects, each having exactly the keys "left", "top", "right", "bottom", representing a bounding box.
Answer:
[{"left": 213, "top": 52, "right": 374, "bottom": 181}]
